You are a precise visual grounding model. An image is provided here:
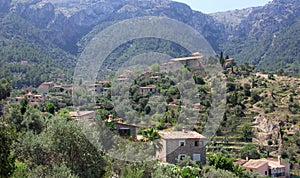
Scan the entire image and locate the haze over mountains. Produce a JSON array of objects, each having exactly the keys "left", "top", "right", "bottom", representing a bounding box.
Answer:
[{"left": 0, "top": 0, "right": 299, "bottom": 87}]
